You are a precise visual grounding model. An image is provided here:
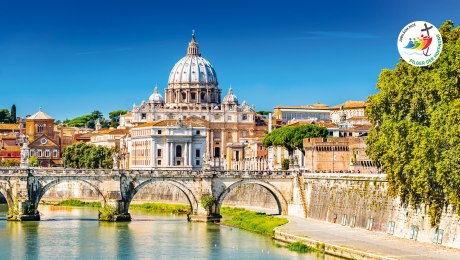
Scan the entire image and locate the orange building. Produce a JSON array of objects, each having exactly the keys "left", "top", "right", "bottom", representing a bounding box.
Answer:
[{"left": 25, "top": 108, "right": 71, "bottom": 167}]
